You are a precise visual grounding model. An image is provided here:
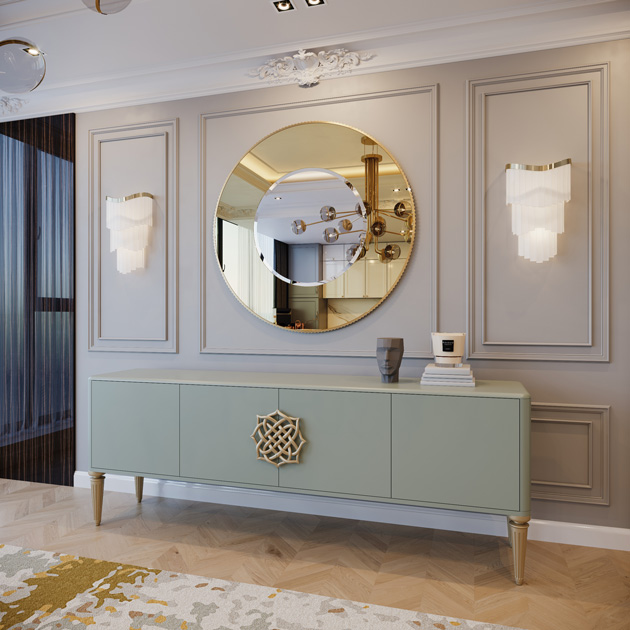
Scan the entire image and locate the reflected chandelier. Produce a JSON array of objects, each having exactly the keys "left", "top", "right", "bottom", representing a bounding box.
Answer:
[
  {"left": 505, "top": 158, "right": 571, "bottom": 263},
  {"left": 291, "top": 136, "right": 413, "bottom": 264}
]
